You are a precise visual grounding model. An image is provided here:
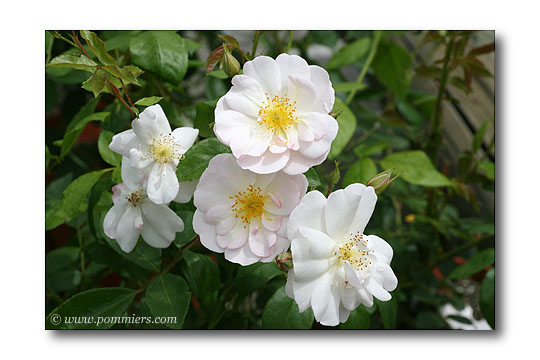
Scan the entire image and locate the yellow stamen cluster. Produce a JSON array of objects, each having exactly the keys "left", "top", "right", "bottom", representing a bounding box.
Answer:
[
  {"left": 147, "top": 133, "right": 181, "bottom": 165},
  {"left": 335, "top": 231, "right": 373, "bottom": 271},
  {"left": 258, "top": 94, "right": 298, "bottom": 133},
  {"left": 229, "top": 185, "right": 266, "bottom": 228},
  {"left": 126, "top": 190, "right": 144, "bottom": 207}
]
